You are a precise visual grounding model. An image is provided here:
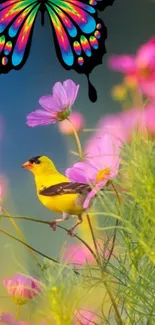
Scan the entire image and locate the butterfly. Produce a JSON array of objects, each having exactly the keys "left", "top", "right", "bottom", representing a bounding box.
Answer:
[{"left": 0, "top": 0, "right": 115, "bottom": 102}]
